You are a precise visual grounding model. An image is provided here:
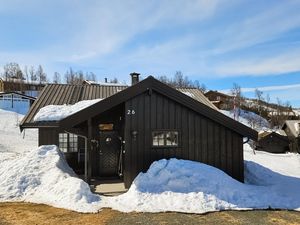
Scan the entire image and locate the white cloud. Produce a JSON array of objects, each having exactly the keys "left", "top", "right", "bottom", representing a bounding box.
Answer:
[
  {"left": 214, "top": 49, "right": 300, "bottom": 76},
  {"left": 241, "top": 83, "right": 300, "bottom": 93},
  {"left": 57, "top": 0, "right": 221, "bottom": 62},
  {"left": 211, "top": 1, "right": 300, "bottom": 55}
]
